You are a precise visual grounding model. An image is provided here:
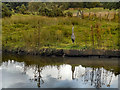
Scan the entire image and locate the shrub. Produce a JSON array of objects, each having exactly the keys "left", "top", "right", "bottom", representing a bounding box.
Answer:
[{"left": 65, "top": 11, "right": 73, "bottom": 17}]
